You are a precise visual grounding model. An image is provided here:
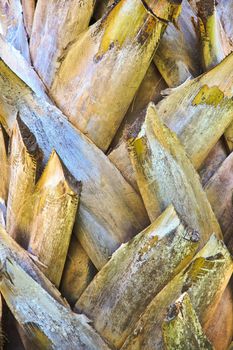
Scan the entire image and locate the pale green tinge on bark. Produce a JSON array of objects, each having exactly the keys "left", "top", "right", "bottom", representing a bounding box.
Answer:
[
  {"left": 27, "top": 150, "right": 80, "bottom": 288},
  {"left": 60, "top": 236, "right": 97, "bottom": 307},
  {"left": 75, "top": 205, "right": 199, "bottom": 349},
  {"left": 193, "top": 0, "right": 233, "bottom": 153},
  {"left": 129, "top": 104, "right": 222, "bottom": 246},
  {"left": 108, "top": 53, "right": 233, "bottom": 191},
  {"left": 0, "top": 257, "right": 110, "bottom": 350},
  {"left": 0, "top": 59, "right": 149, "bottom": 270},
  {"left": 121, "top": 235, "right": 233, "bottom": 350},
  {"left": 155, "top": 52, "right": 233, "bottom": 169},
  {"left": 30, "top": 0, "right": 95, "bottom": 88},
  {"left": 50, "top": 0, "right": 181, "bottom": 151},
  {"left": 162, "top": 293, "right": 213, "bottom": 350},
  {"left": 196, "top": 0, "right": 225, "bottom": 71},
  {"left": 7, "top": 117, "right": 40, "bottom": 247}
]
